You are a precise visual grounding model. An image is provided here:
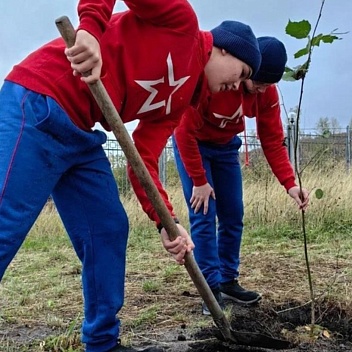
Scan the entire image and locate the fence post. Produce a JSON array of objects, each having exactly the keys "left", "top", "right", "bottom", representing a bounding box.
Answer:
[
  {"left": 159, "top": 148, "right": 167, "bottom": 187},
  {"left": 346, "top": 125, "right": 351, "bottom": 174},
  {"left": 287, "top": 112, "right": 298, "bottom": 172}
]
